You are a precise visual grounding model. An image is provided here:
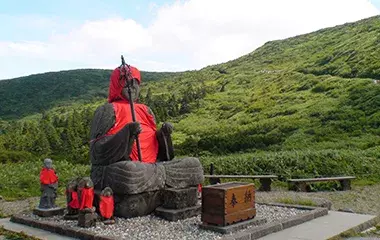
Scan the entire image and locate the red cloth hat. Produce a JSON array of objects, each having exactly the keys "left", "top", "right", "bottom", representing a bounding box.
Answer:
[{"left": 108, "top": 65, "right": 141, "bottom": 103}]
